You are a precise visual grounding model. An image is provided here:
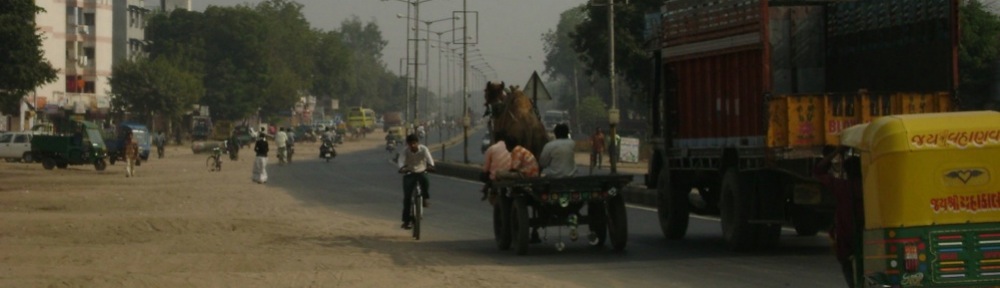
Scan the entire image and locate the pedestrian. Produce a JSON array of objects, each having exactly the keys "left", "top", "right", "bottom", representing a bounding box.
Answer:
[
  {"left": 275, "top": 127, "right": 288, "bottom": 165},
  {"left": 154, "top": 131, "right": 166, "bottom": 158},
  {"left": 590, "top": 128, "right": 606, "bottom": 174},
  {"left": 124, "top": 131, "right": 139, "bottom": 178},
  {"left": 252, "top": 135, "right": 269, "bottom": 184},
  {"left": 814, "top": 146, "right": 863, "bottom": 287}
]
